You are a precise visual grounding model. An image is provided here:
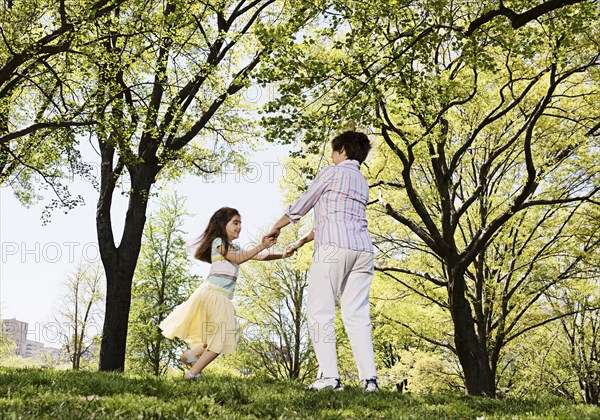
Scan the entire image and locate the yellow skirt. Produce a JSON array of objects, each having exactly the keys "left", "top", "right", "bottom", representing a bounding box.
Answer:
[{"left": 159, "top": 284, "right": 239, "bottom": 354}]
